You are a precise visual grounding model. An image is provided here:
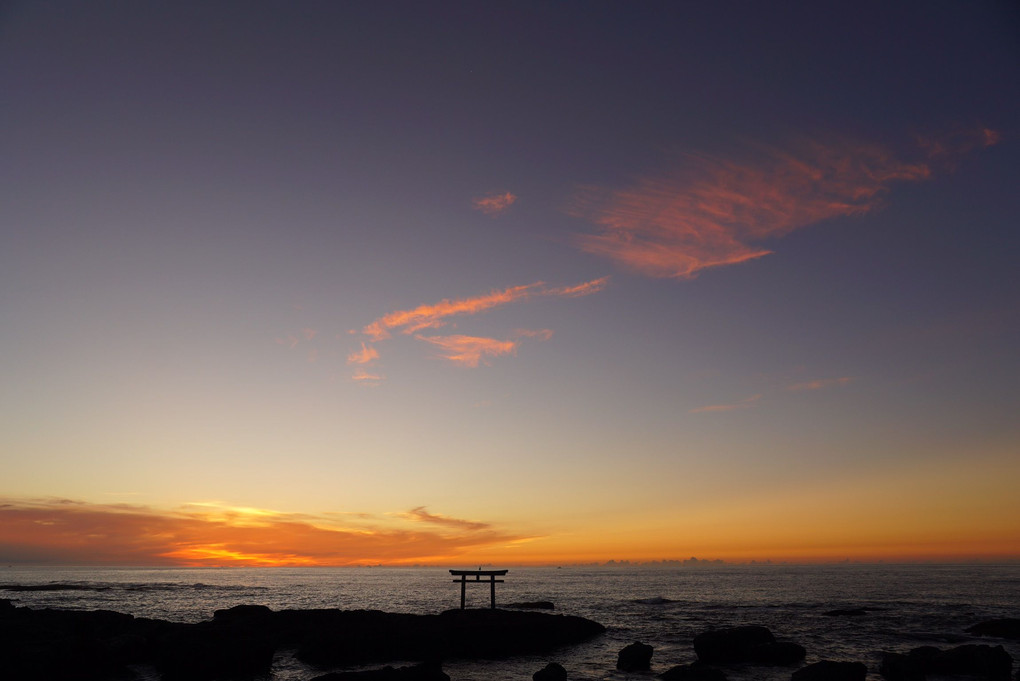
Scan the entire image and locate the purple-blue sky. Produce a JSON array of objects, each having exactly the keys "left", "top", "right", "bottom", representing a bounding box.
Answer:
[{"left": 1, "top": 1, "right": 1017, "bottom": 565}]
